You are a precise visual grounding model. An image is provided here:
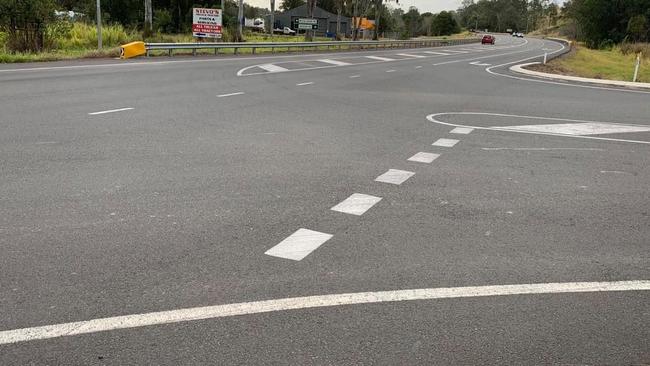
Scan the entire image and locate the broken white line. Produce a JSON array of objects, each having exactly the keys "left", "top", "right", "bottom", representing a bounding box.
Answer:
[
  {"left": 432, "top": 138, "right": 460, "bottom": 147},
  {"left": 319, "top": 59, "right": 351, "bottom": 66},
  {"left": 331, "top": 193, "right": 382, "bottom": 216},
  {"left": 265, "top": 228, "right": 333, "bottom": 261},
  {"left": 408, "top": 152, "right": 440, "bottom": 164},
  {"left": 375, "top": 169, "right": 415, "bottom": 185},
  {"left": 296, "top": 82, "right": 315, "bottom": 86},
  {"left": 88, "top": 107, "right": 134, "bottom": 115},
  {"left": 450, "top": 127, "right": 474, "bottom": 134},
  {"left": 366, "top": 56, "right": 394, "bottom": 61}
]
